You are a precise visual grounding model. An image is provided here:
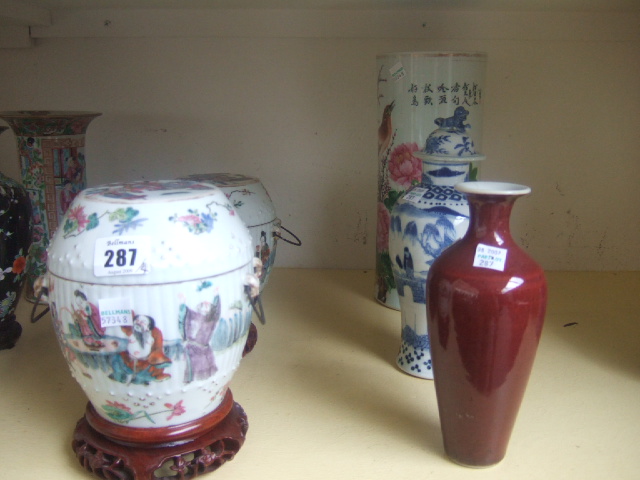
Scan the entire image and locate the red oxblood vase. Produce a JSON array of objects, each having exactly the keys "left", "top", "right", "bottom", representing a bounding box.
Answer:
[{"left": 426, "top": 181, "right": 547, "bottom": 467}]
